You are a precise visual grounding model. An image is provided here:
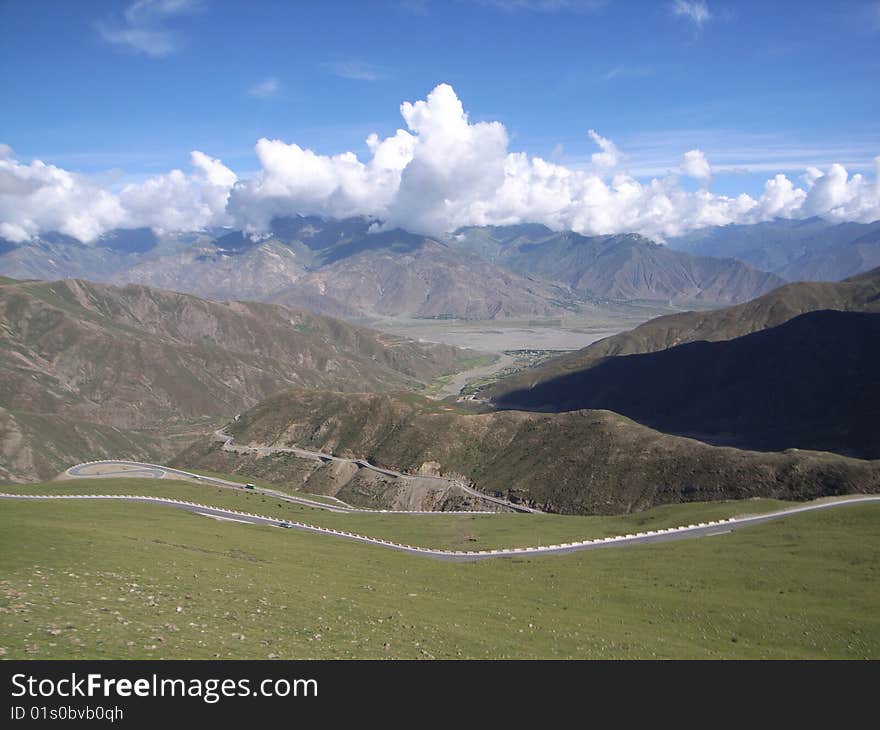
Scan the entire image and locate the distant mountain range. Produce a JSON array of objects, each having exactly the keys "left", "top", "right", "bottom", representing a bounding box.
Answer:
[
  {"left": 450, "top": 224, "right": 785, "bottom": 304},
  {"left": 0, "top": 277, "right": 472, "bottom": 481},
  {"left": 0, "top": 216, "right": 796, "bottom": 319},
  {"left": 668, "top": 217, "right": 880, "bottom": 282},
  {"left": 265, "top": 231, "right": 586, "bottom": 319}
]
